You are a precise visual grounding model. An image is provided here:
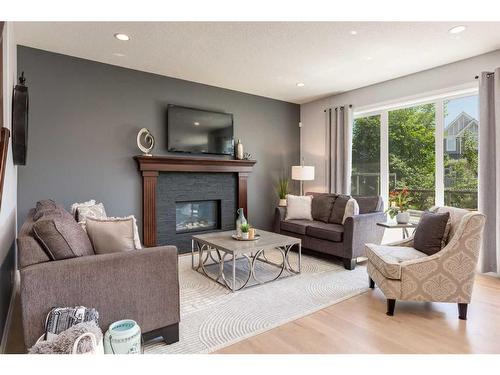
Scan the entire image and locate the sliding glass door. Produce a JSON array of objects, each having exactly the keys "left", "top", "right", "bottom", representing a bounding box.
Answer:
[{"left": 352, "top": 92, "right": 478, "bottom": 212}]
